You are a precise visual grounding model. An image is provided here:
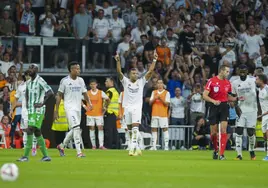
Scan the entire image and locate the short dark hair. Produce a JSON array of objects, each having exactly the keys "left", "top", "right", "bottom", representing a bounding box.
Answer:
[
  {"left": 89, "top": 78, "right": 97, "bottom": 84},
  {"left": 68, "top": 61, "right": 79, "bottom": 72},
  {"left": 219, "top": 64, "right": 230, "bottom": 72},
  {"left": 258, "top": 74, "right": 268, "bottom": 84}
]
